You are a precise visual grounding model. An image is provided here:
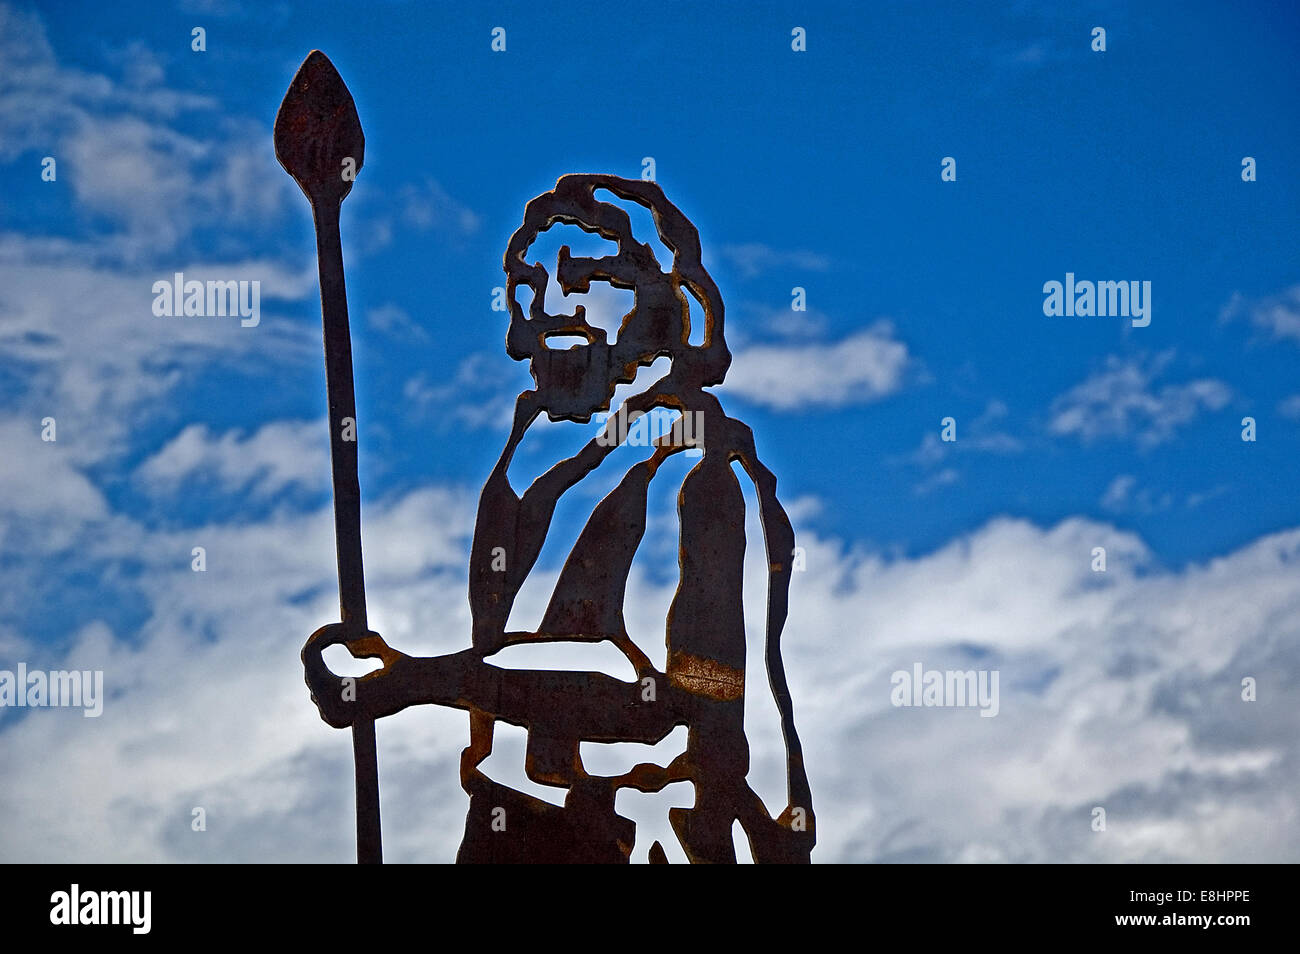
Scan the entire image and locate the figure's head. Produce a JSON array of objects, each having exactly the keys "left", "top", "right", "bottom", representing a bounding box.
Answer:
[{"left": 503, "top": 174, "right": 730, "bottom": 421}]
